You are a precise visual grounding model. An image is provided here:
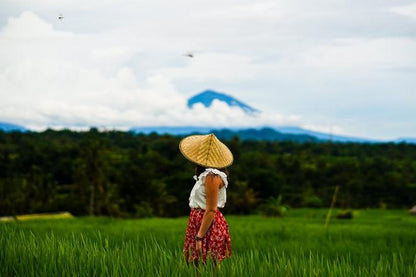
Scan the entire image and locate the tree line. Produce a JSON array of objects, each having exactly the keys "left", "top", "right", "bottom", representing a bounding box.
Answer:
[{"left": 0, "top": 128, "right": 415, "bottom": 217}]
